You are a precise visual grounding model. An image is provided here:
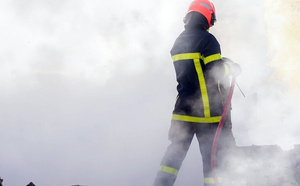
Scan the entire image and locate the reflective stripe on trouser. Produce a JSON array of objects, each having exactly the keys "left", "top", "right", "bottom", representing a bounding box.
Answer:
[
  {"left": 158, "top": 165, "right": 178, "bottom": 176},
  {"left": 204, "top": 177, "right": 222, "bottom": 185},
  {"left": 153, "top": 165, "right": 178, "bottom": 186}
]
